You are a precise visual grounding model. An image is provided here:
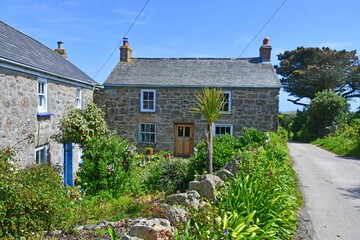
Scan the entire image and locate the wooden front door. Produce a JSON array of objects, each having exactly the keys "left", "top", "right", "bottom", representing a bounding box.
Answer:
[{"left": 175, "top": 124, "right": 194, "bottom": 157}]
